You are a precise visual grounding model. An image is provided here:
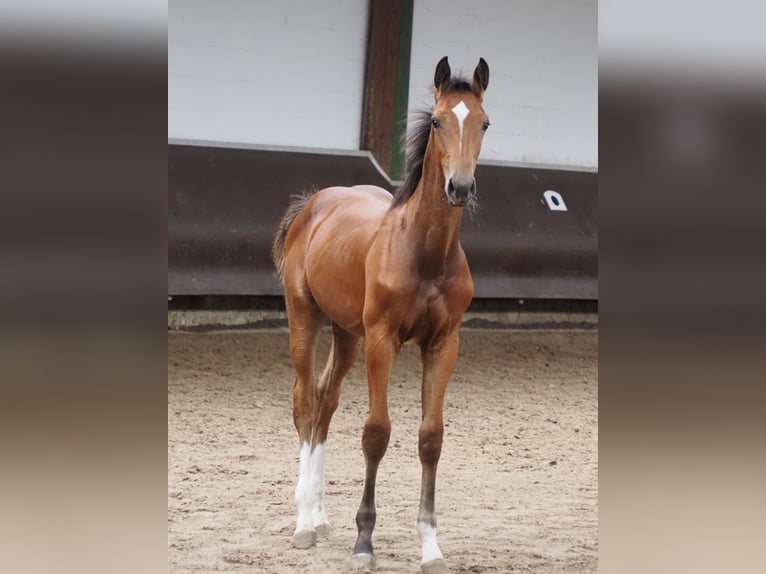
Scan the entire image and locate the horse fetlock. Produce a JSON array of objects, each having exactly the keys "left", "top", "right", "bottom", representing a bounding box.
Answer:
[
  {"left": 417, "top": 521, "right": 444, "bottom": 564},
  {"left": 311, "top": 498, "right": 330, "bottom": 532},
  {"left": 350, "top": 552, "right": 376, "bottom": 571},
  {"left": 294, "top": 479, "right": 318, "bottom": 506}
]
